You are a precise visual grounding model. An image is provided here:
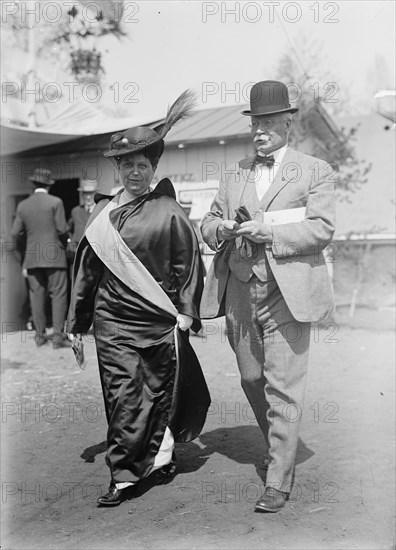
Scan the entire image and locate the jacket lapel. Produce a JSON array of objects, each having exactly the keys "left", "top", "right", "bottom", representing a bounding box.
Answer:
[{"left": 229, "top": 155, "right": 256, "bottom": 212}]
